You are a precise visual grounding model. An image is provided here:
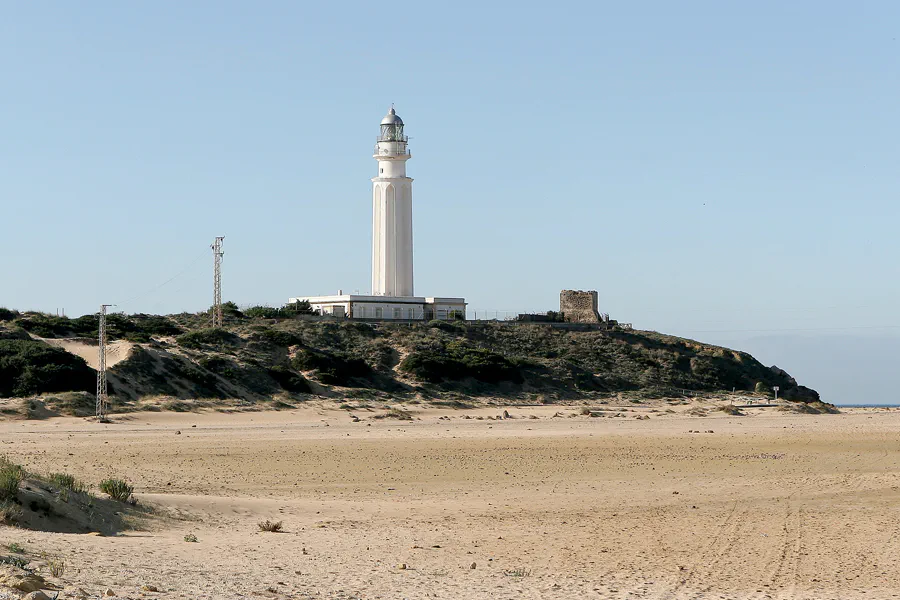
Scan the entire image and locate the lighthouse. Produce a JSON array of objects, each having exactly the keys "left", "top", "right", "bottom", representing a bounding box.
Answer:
[
  {"left": 289, "top": 107, "right": 466, "bottom": 321},
  {"left": 372, "top": 107, "right": 414, "bottom": 297}
]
